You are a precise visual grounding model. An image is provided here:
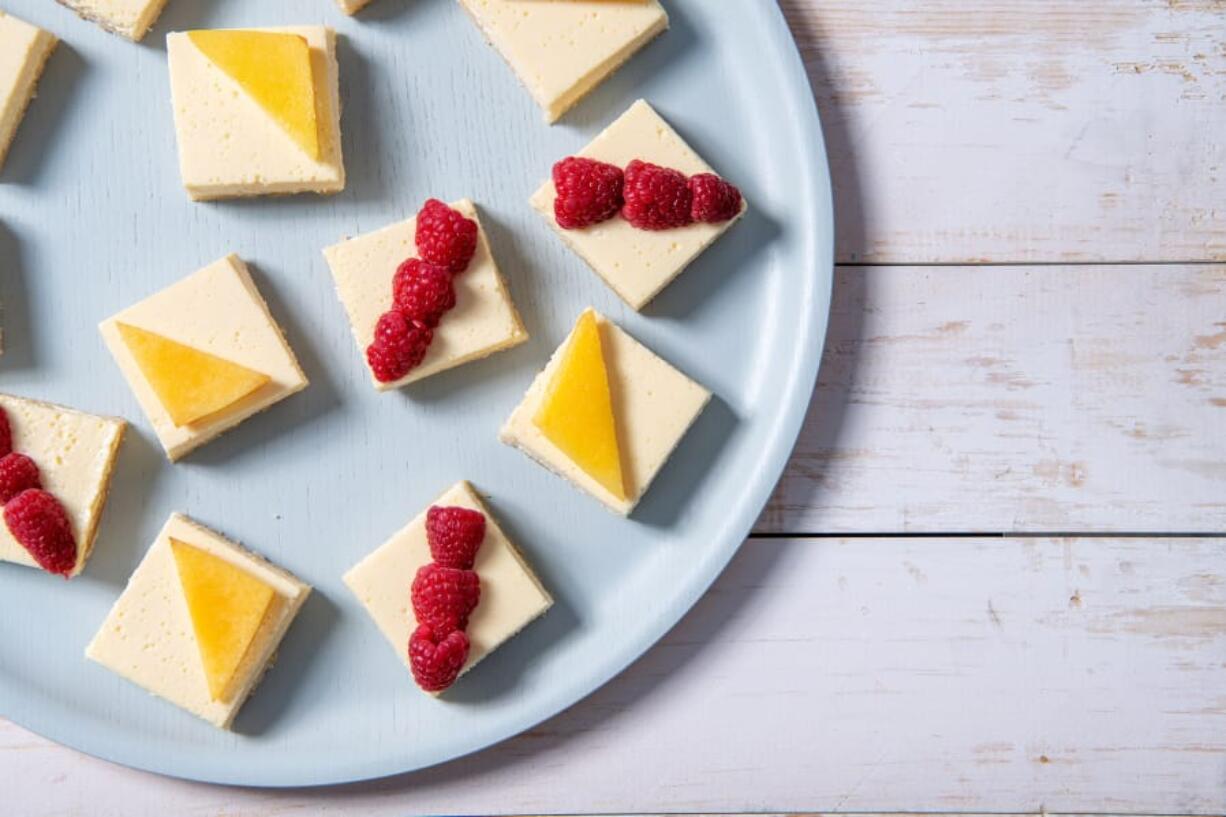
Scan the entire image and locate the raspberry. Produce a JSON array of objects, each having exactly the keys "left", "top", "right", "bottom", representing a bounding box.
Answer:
[
  {"left": 366, "top": 311, "right": 433, "bottom": 383},
  {"left": 4, "top": 489, "right": 76, "bottom": 576},
  {"left": 0, "top": 407, "right": 10, "bottom": 457},
  {"left": 689, "top": 173, "right": 743, "bottom": 223},
  {"left": 552, "top": 156, "right": 624, "bottom": 229},
  {"left": 621, "top": 159, "right": 694, "bottom": 230},
  {"left": 408, "top": 624, "right": 469, "bottom": 692},
  {"left": 392, "top": 258, "right": 455, "bottom": 327},
  {"left": 415, "top": 199, "right": 478, "bottom": 274},
  {"left": 411, "top": 563, "right": 481, "bottom": 634},
  {"left": 426, "top": 505, "right": 486, "bottom": 568},
  {"left": 0, "top": 453, "right": 41, "bottom": 504}
]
